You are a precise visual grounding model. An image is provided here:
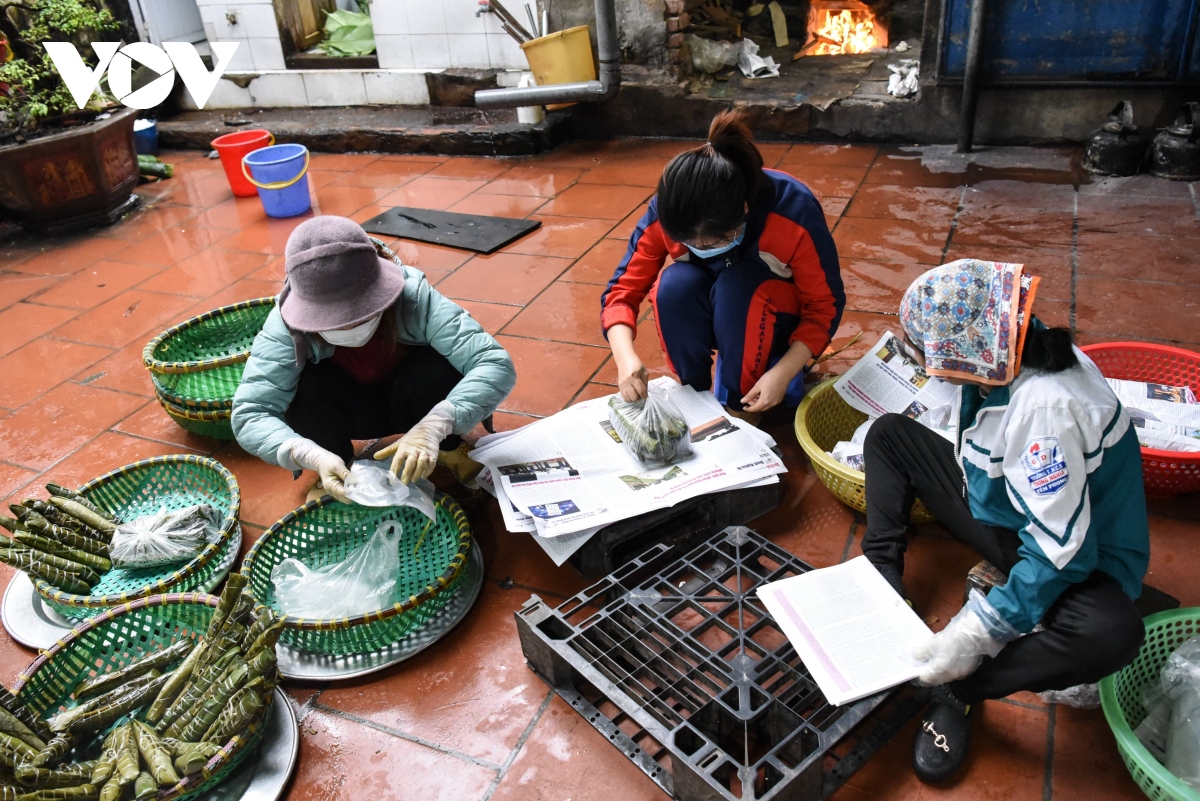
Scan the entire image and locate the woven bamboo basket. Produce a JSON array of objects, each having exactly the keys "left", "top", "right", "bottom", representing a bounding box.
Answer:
[
  {"left": 794, "top": 378, "right": 935, "bottom": 522},
  {"left": 143, "top": 297, "right": 275, "bottom": 408},
  {"left": 33, "top": 455, "right": 242, "bottom": 621},
  {"left": 12, "top": 593, "right": 273, "bottom": 801},
  {"left": 157, "top": 392, "right": 235, "bottom": 440},
  {"left": 241, "top": 494, "right": 472, "bottom": 655}
]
